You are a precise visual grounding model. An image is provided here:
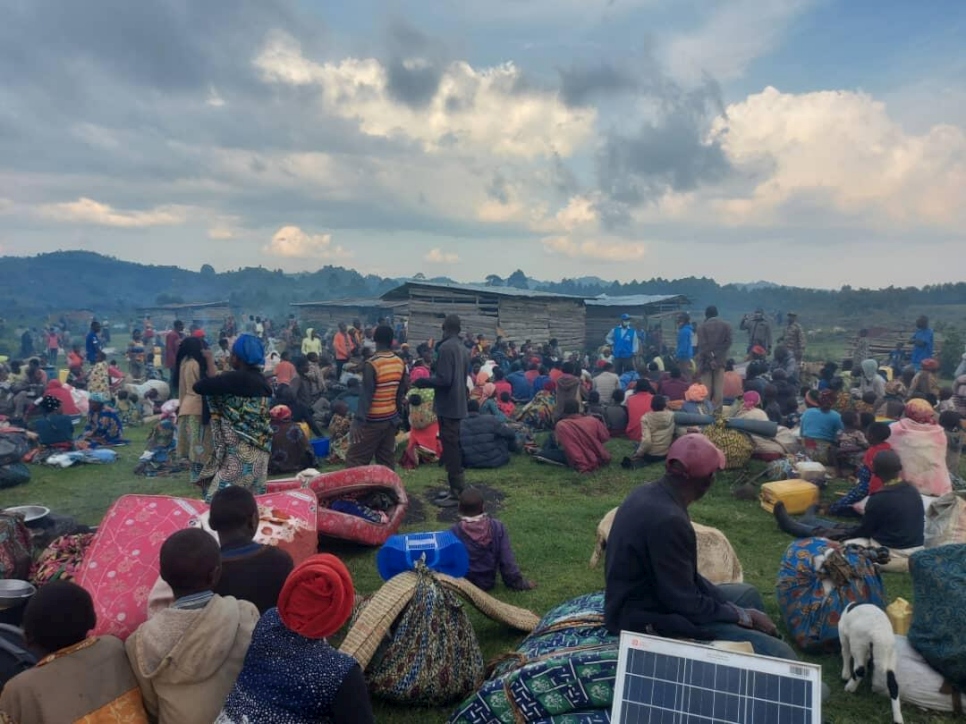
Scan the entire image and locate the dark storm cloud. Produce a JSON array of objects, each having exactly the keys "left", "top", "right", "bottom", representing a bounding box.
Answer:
[
  {"left": 383, "top": 19, "right": 445, "bottom": 109},
  {"left": 0, "top": 0, "right": 303, "bottom": 94},
  {"left": 558, "top": 64, "right": 639, "bottom": 106},
  {"left": 595, "top": 76, "right": 731, "bottom": 221}
]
